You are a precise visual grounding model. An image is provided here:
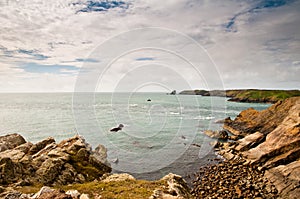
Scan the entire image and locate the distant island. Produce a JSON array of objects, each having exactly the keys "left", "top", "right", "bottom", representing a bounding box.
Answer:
[{"left": 179, "top": 89, "right": 300, "bottom": 103}]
